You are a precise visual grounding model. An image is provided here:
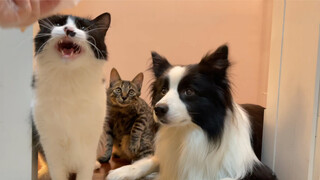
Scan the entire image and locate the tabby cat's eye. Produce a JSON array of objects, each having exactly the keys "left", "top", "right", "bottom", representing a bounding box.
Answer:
[
  {"left": 161, "top": 88, "right": 168, "bottom": 95},
  {"left": 80, "top": 26, "right": 86, "bottom": 30},
  {"left": 54, "top": 23, "right": 61, "bottom": 26},
  {"left": 129, "top": 90, "right": 135, "bottom": 96},
  {"left": 114, "top": 88, "right": 121, "bottom": 93}
]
